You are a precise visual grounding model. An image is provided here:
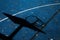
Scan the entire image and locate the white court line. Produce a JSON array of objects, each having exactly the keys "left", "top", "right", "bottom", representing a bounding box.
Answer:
[{"left": 0, "top": 3, "right": 60, "bottom": 22}]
